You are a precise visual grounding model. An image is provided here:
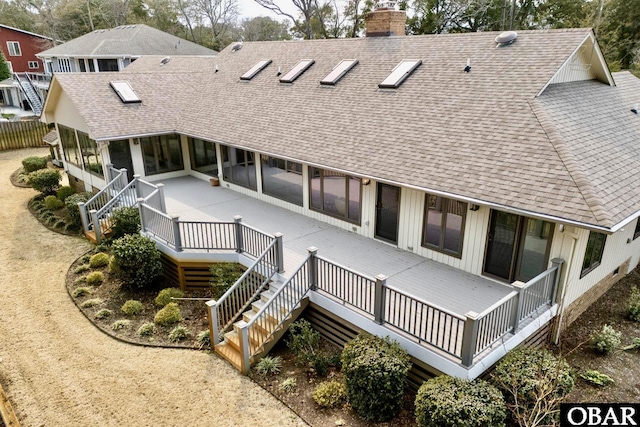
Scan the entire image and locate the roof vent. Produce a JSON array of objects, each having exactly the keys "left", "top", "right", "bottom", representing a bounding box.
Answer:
[
  {"left": 161, "top": 57, "right": 170, "bottom": 65},
  {"left": 231, "top": 42, "right": 243, "bottom": 52},
  {"left": 632, "top": 104, "right": 639, "bottom": 115},
  {"left": 495, "top": 31, "right": 517, "bottom": 47}
]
